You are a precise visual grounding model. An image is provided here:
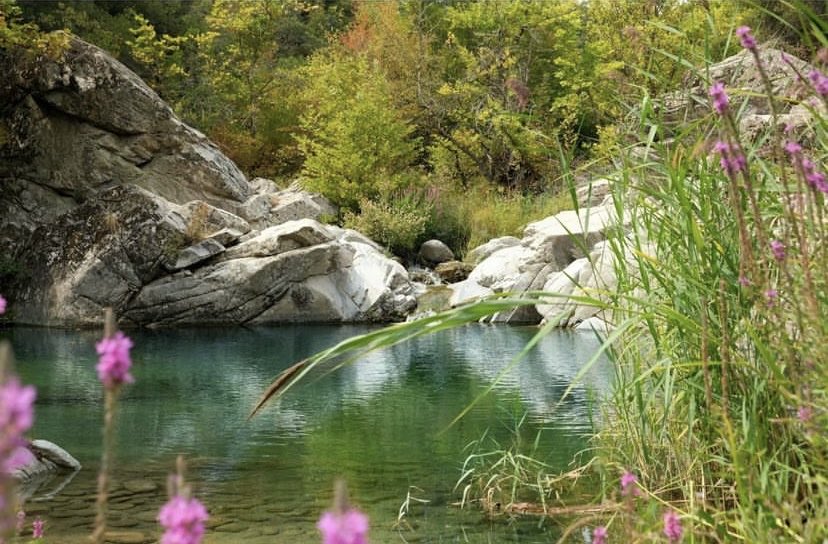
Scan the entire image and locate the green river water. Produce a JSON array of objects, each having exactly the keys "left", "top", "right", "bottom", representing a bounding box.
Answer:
[{"left": 2, "top": 325, "right": 611, "bottom": 544}]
